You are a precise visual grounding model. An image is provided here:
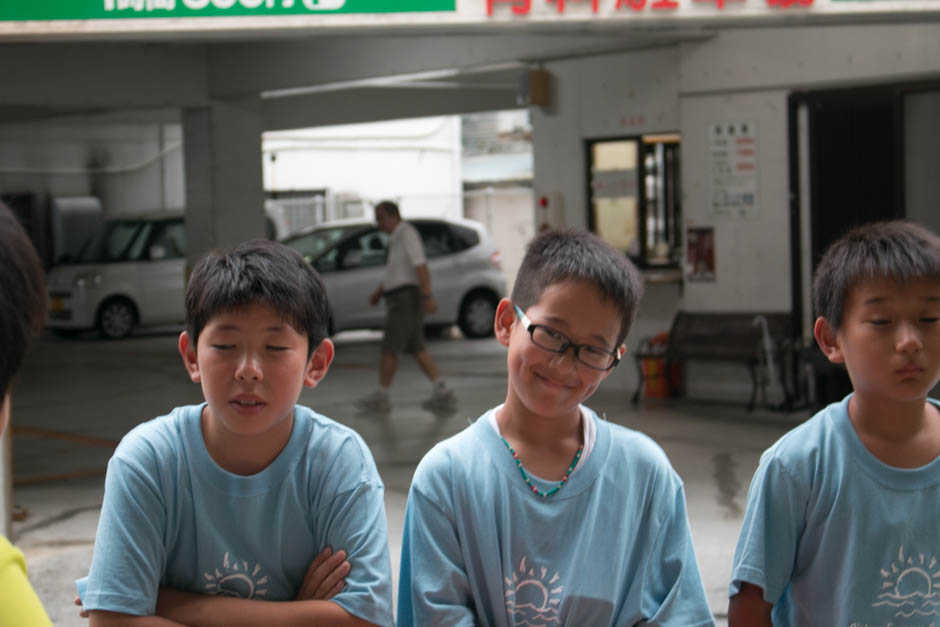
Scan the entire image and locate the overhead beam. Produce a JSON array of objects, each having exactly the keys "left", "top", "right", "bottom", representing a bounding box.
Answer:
[
  {"left": 209, "top": 33, "right": 628, "bottom": 98},
  {"left": 0, "top": 43, "right": 208, "bottom": 108},
  {"left": 261, "top": 85, "right": 521, "bottom": 130}
]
